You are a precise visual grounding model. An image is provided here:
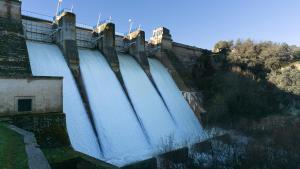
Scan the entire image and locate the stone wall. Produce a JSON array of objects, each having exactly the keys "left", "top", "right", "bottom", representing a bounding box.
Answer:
[
  {"left": 11, "top": 112, "right": 70, "bottom": 148},
  {"left": 0, "top": 0, "right": 21, "bottom": 20},
  {"left": 0, "top": 17, "right": 32, "bottom": 76},
  {"left": 172, "top": 42, "right": 205, "bottom": 76},
  {"left": 0, "top": 76, "right": 63, "bottom": 115}
]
